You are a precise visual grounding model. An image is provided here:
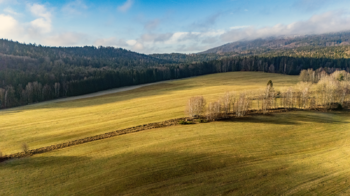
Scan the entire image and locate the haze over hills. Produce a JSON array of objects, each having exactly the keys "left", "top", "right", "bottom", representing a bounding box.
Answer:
[
  {"left": 199, "top": 32, "right": 350, "bottom": 55},
  {"left": 150, "top": 32, "right": 350, "bottom": 63}
]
